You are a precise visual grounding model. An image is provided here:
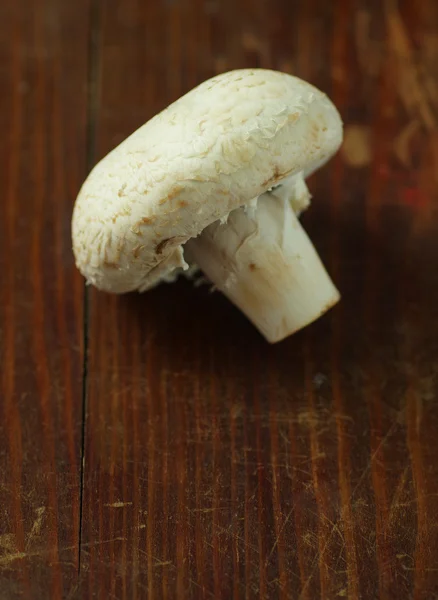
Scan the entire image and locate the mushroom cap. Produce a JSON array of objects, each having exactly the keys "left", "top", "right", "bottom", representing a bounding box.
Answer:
[{"left": 72, "top": 69, "right": 343, "bottom": 293}]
